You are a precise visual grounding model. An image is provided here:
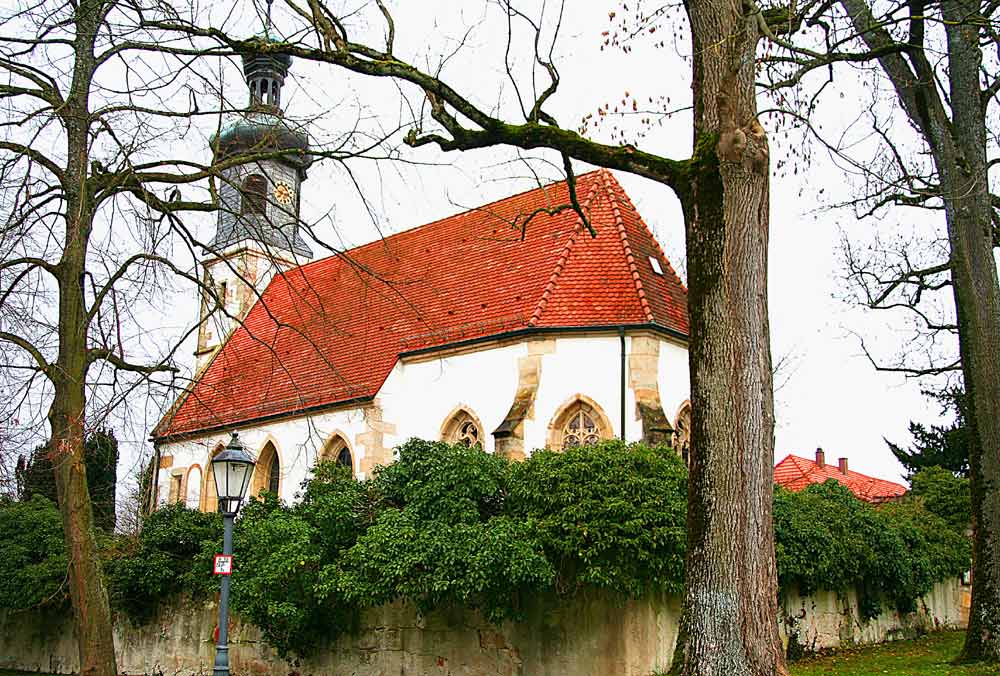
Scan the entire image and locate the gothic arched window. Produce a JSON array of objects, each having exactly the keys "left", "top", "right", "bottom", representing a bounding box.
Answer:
[
  {"left": 441, "top": 409, "right": 483, "bottom": 448},
  {"left": 252, "top": 441, "right": 281, "bottom": 498},
  {"left": 241, "top": 174, "right": 268, "bottom": 216},
  {"left": 673, "top": 403, "right": 692, "bottom": 465},
  {"left": 185, "top": 465, "right": 202, "bottom": 510},
  {"left": 267, "top": 454, "right": 280, "bottom": 494},
  {"left": 550, "top": 399, "right": 611, "bottom": 450},
  {"left": 202, "top": 444, "right": 224, "bottom": 513},
  {"left": 320, "top": 435, "right": 354, "bottom": 475}
]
